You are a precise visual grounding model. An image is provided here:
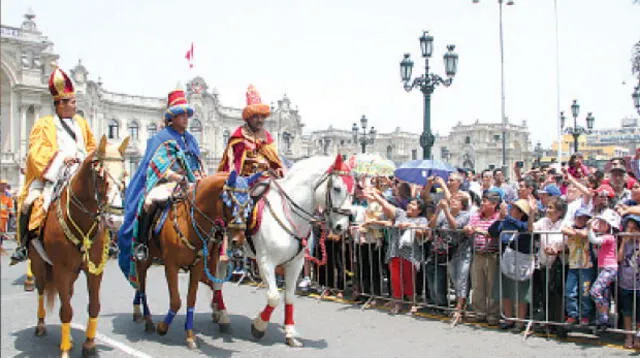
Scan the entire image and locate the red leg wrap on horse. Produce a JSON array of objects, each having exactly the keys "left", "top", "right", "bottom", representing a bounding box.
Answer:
[
  {"left": 214, "top": 290, "right": 226, "bottom": 310},
  {"left": 260, "top": 305, "right": 275, "bottom": 322},
  {"left": 285, "top": 304, "right": 294, "bottom": 325}
]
